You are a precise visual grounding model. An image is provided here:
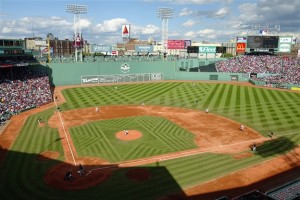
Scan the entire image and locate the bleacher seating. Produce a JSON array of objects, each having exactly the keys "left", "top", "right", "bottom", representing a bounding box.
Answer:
[{"left": 0, "top": 56, "right": 52, "bottom": 126}]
